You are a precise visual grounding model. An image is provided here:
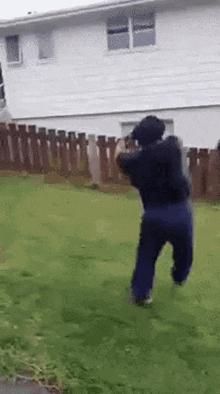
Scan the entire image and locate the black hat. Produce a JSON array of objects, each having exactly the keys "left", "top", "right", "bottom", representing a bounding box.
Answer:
[{"left": 131, "top": 116, "right": 165, "bottom": 147}]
